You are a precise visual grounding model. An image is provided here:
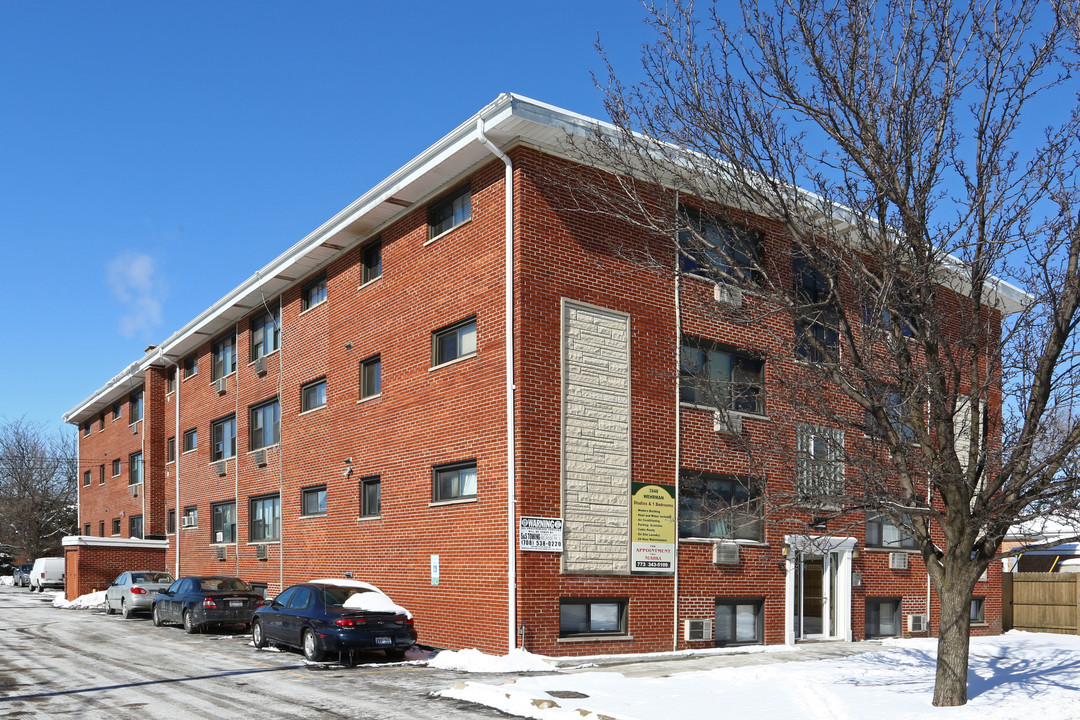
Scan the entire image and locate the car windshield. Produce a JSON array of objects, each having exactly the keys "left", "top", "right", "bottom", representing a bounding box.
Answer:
[
  {"left": 198, "top": 578, "right": 251, "bottom": 593},
  {"left": 133, "top": 572, "right": 173, "bottom": 584},
  {"left": 321, "top": 586, "right": 376, "bottom": 607}
]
